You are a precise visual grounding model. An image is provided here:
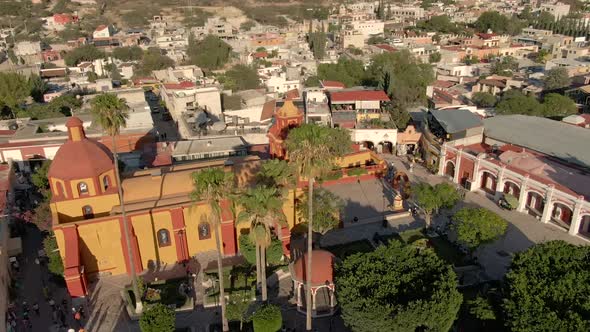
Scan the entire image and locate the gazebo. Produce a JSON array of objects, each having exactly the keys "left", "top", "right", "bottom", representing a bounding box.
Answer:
[{"left": 289, "top": 250, "right": 337, "bottom": 317}]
